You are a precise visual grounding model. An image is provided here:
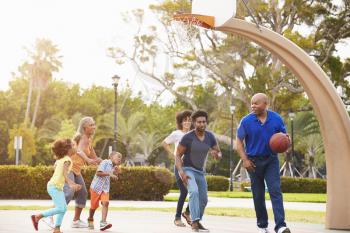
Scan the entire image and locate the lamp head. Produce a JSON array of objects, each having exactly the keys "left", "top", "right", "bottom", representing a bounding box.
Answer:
[{"left": 112, "top": 75, "right": 121, "bottom": 85}]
